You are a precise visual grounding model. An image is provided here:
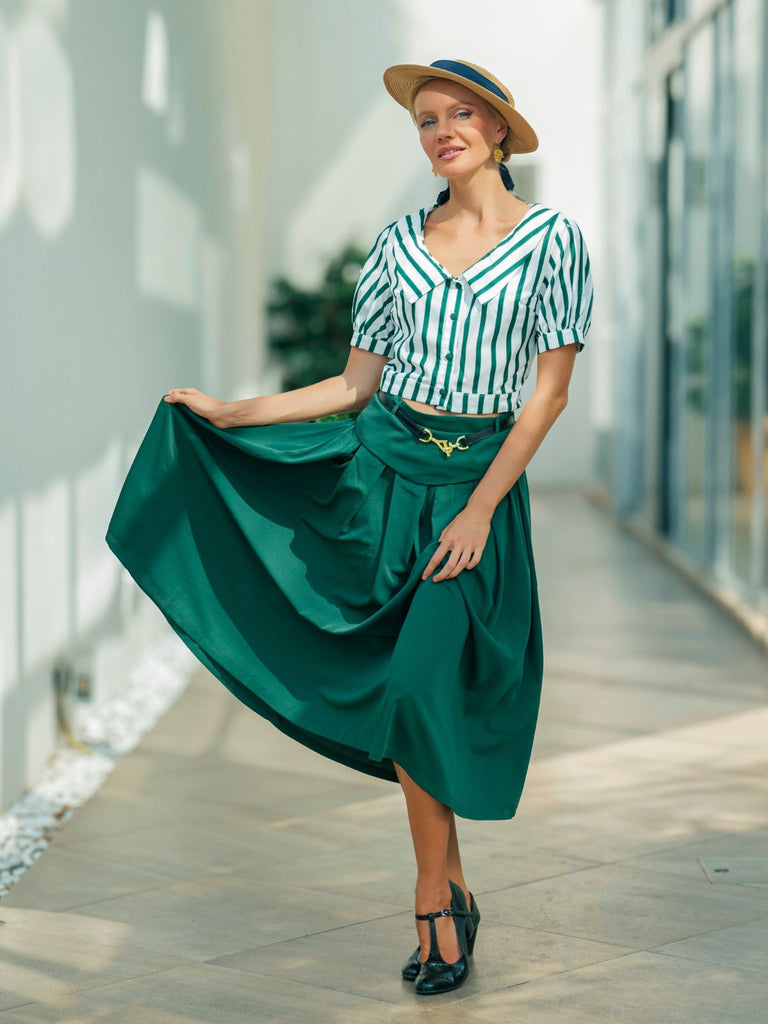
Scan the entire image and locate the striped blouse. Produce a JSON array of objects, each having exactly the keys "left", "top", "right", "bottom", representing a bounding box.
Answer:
[{"left": 349, "top": 201, "right": 594, "bottom": 414}]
